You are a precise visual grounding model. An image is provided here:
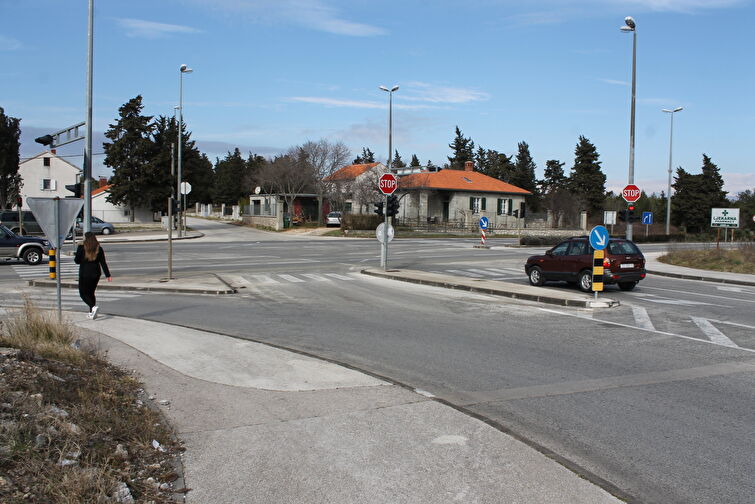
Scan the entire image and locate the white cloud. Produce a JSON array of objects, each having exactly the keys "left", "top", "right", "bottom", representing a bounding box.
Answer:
[
  {"left": 617, "top": 0, "right": 745, "bottom": 12},
  {"left": 115, "top": 18, "right": 202, "bottom": 39},
  {"left": 184, "top": 0, "right": 386, "bottom": 37},
  {"left": 599, "top": 78, "right": 630, "bottom": 86},
  {"left": 0, "top": 34, "right": 22, "bottom": 51},
  {"left": 288, "top": 96, "right": 436, "bottom": 110},
  {"left": 402, "top": 82, "right": 491, "bottom": 104}
]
